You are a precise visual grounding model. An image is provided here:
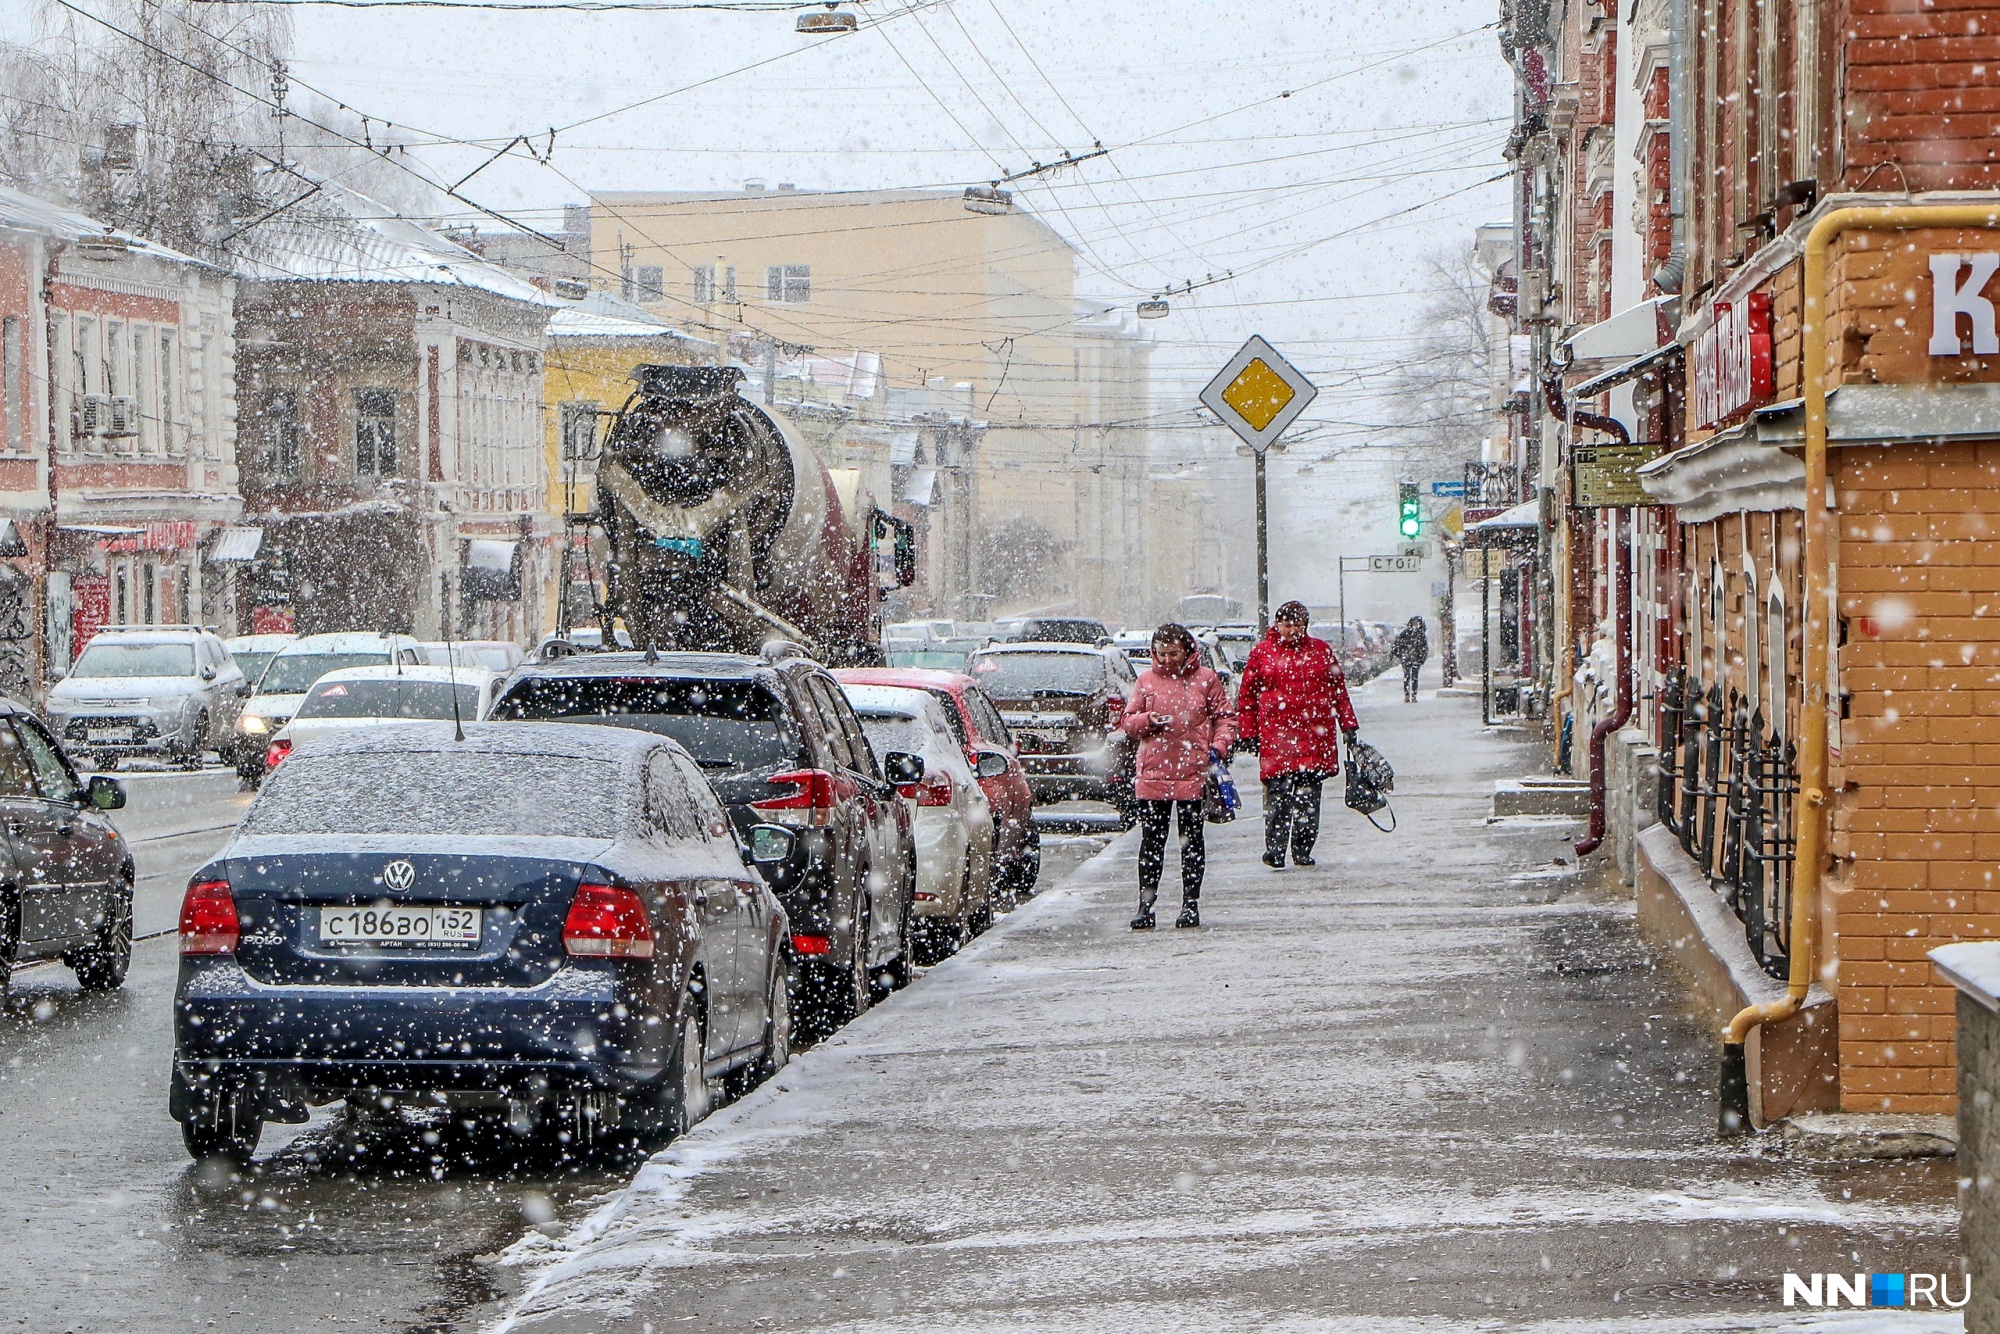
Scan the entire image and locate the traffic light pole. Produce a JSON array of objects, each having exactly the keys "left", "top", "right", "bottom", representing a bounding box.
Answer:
[{"left": 1255, "top": 449, "right": 1269, "bottom": 632}]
